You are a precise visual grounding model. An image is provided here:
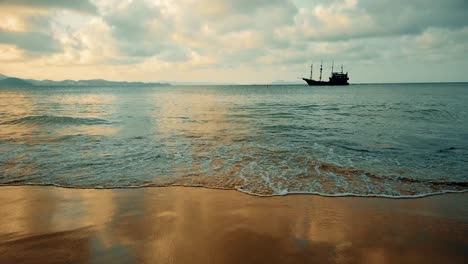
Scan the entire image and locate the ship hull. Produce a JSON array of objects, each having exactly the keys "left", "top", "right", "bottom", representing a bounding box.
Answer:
[{"left": 302, "top": 78, "right": 349, "bottom": 86}]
